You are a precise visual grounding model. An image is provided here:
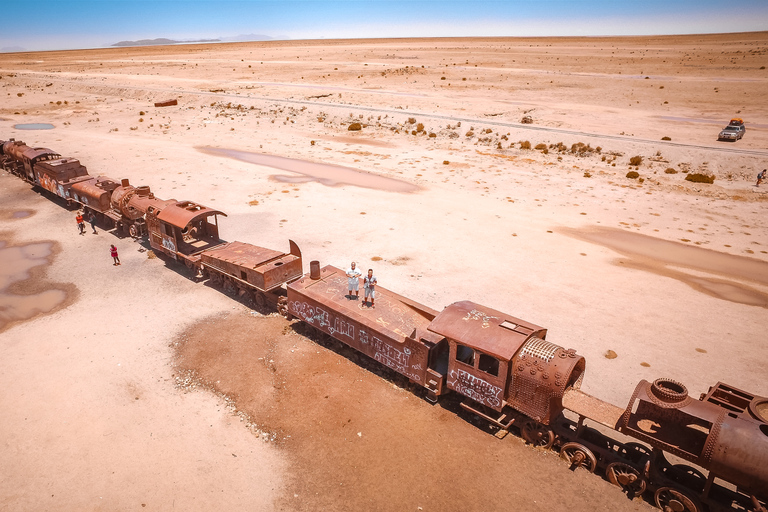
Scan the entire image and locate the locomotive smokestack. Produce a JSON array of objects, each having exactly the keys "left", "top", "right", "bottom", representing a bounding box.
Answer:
[
  {"left": 310, "top": 260, "right": 321, "bottom": 280},
  {"left": 121, "top": 178, "right": 130, "bottom": 187}
]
